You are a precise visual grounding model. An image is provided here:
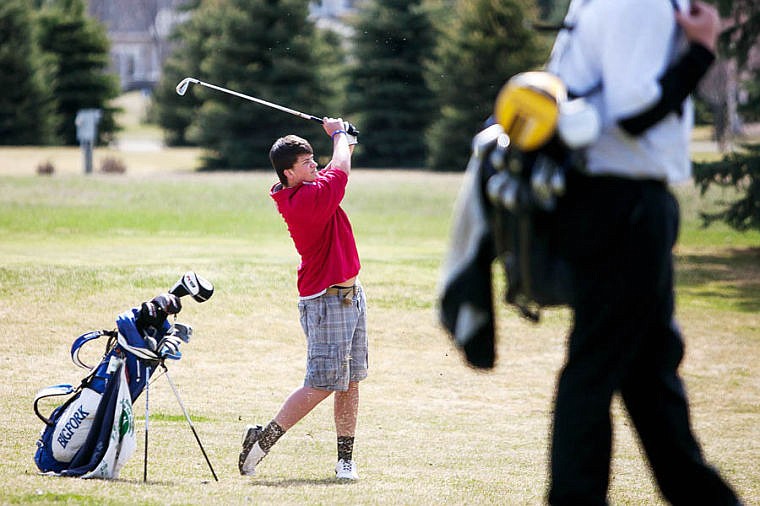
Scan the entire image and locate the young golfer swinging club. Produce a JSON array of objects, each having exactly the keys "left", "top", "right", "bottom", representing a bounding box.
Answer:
[{"left": 238, "top": 117, "right": 367, "bottom": 480}]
